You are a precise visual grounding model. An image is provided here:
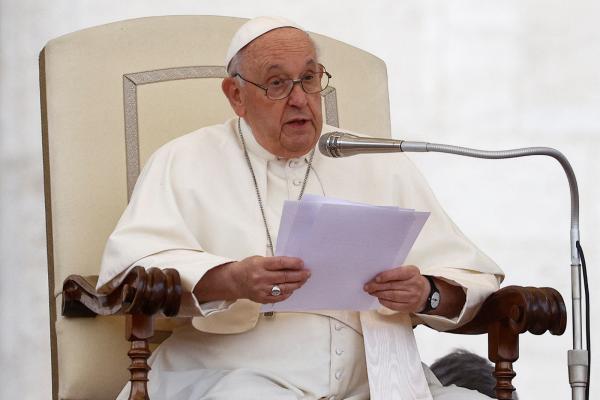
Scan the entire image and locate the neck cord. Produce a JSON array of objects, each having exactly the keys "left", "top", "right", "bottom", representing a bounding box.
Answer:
[{"left": 237, "top": 117, "right": 315, "bottom": 256}]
